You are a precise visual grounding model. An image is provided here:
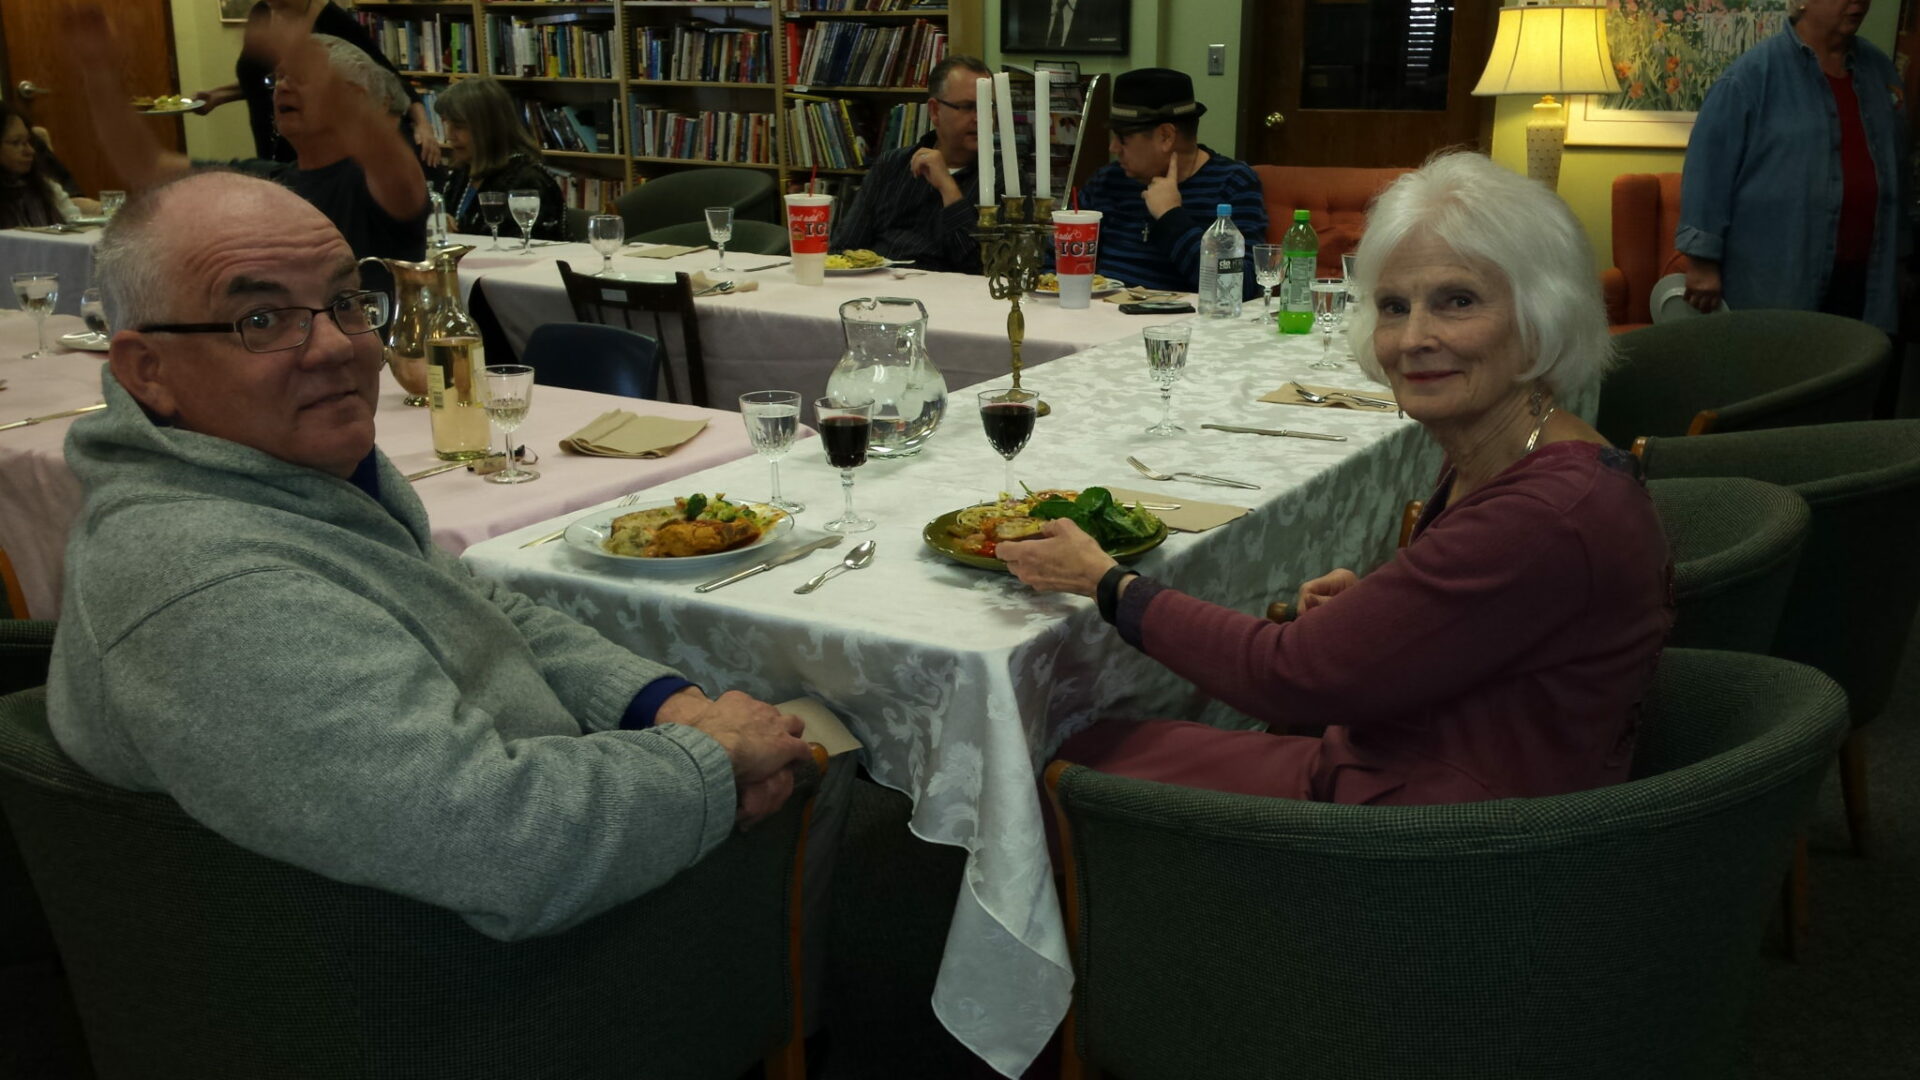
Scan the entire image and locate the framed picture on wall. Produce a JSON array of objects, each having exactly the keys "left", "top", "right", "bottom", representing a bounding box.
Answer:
[
  {"left": 219, "top": 0, "right": 255, "bottom": 25},
  {"left": 1002, "top": 0, "right": 1129, "bottom": 55},
  {"left": 1567, "top": 0, "right": 1788, "bottom": 148}
]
